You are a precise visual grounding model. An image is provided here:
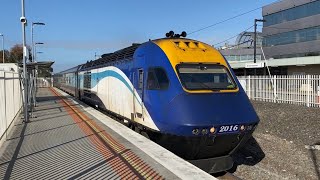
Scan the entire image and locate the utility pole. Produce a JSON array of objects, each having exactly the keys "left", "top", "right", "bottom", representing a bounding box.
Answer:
[
  {"left": 21, "top": 0, "right": 29, "bottom": 122},
  {"left": 0, "top": 34, "right": 4, "bottom": 63},
  {"left": 254, "top": 19, "right": 266, "bottom": 75}
]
